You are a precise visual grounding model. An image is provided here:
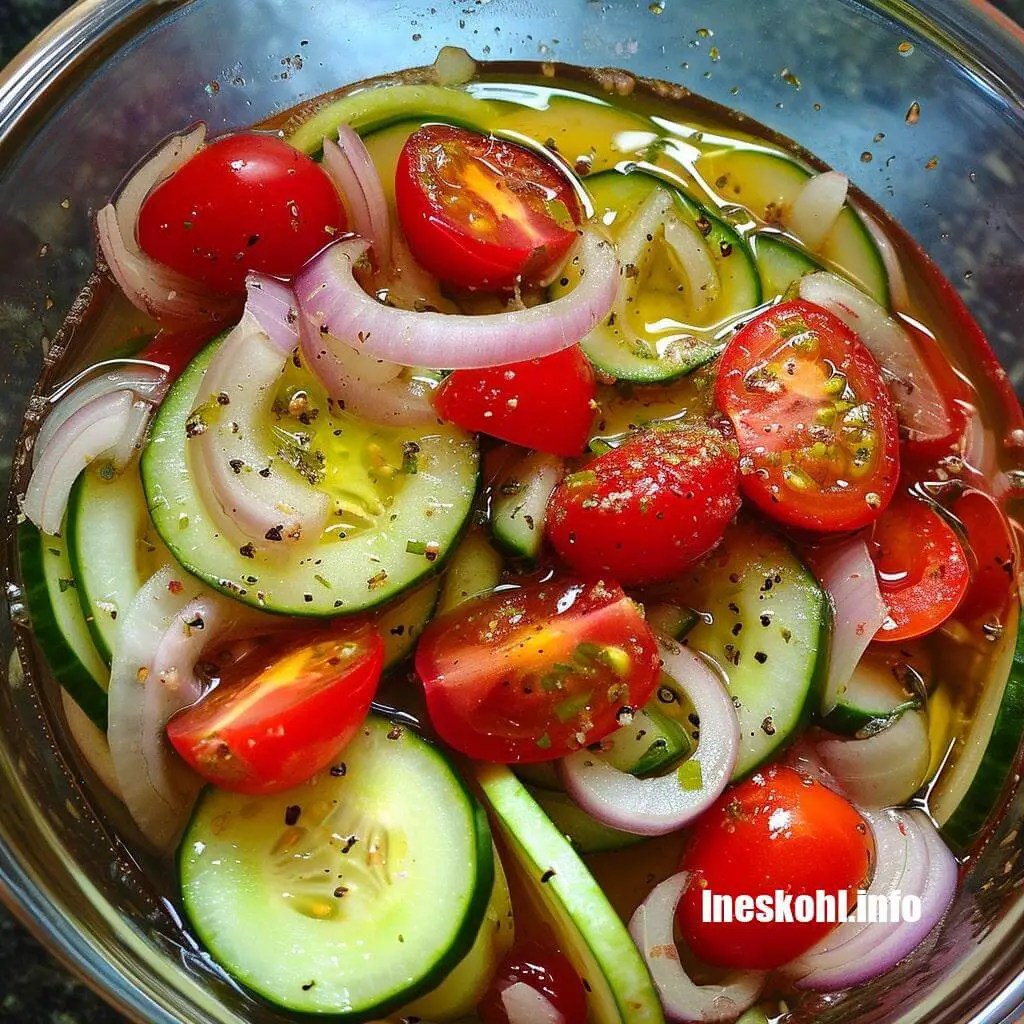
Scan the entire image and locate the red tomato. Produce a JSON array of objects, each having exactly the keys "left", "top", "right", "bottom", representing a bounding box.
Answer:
[
  {"left": 167, "top": 621, "right": 382, "bottom": 794},
  {"left": 716, "top": 300, "right": 900, "bottom": 532},
  {"left": 952, "top": 489, "right": 1019, "bottom": 623},
  {"left": 434, "top": 347, "right": 597, "bottom": 456},
  {"left": 415, "top": 577, "right": 660, "bottom": 763},
  {"left": 676, "top": 766, "right": 873, "bottom": 971},
  {"left": 478, "top": 944, "right": 588, "bottom": 1024},
  {"left": 139, "top": 323, "right": 220, "bottom": 382},
  {"left": 545, "top": 425, "right": 741, "bottom": 588},
  {"left": 395, "top": 124, "right": 581, "bottom": 291},
  {"left": 870, "top": 493, "right": 969, "bottom": 642},
  {"left": 137, "top": 133, "right": 346, "bottom": 294}
]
